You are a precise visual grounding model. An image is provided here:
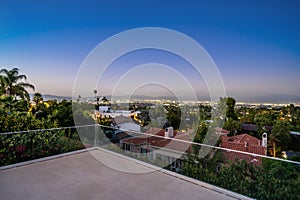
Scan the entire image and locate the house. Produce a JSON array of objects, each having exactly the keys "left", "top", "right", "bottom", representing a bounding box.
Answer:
[
  {"left": 111, "top": 115, "right": 141, "bottom": 133},
  {"left": 105, "top": 116, "right": 141, "bottom": 142},
  {"left": 241, "top": 124, "right": 258, "bottom": 132},
  {"left": 220, "top": 133, "right": 267, "bottom": 165},
  {"left": 99, "top": 105, "right": 111, "bottom": 113},
  {"left": 120, "top": 127, "right": 192, "bottom": 172}
]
